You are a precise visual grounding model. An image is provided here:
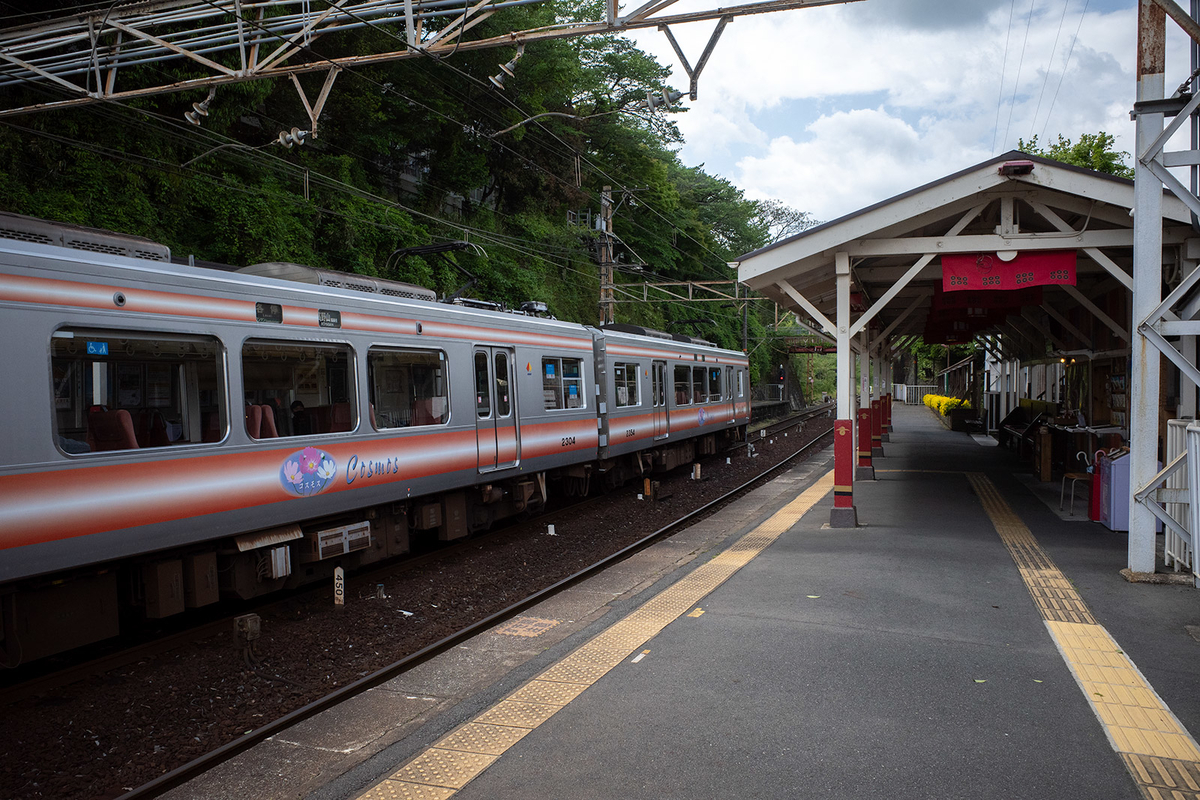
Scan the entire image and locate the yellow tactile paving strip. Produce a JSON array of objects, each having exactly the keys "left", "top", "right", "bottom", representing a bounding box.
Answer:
[
  {"left": 968, "top": 473, "right": 1200, "bottom": 799},
  {"left": 356, "top": 470, "right": 835, "bottom": 800}
]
